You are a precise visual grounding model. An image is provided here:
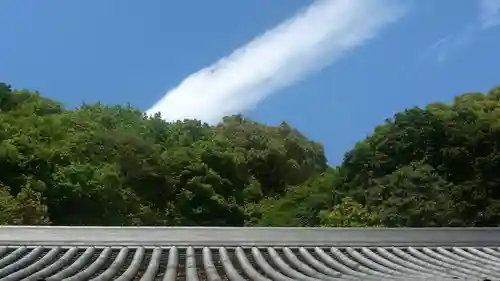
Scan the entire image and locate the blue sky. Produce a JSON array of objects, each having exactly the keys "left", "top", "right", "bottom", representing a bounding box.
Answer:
[{"left": 1, "top": 0, "right": 499, "bottom": 164}]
